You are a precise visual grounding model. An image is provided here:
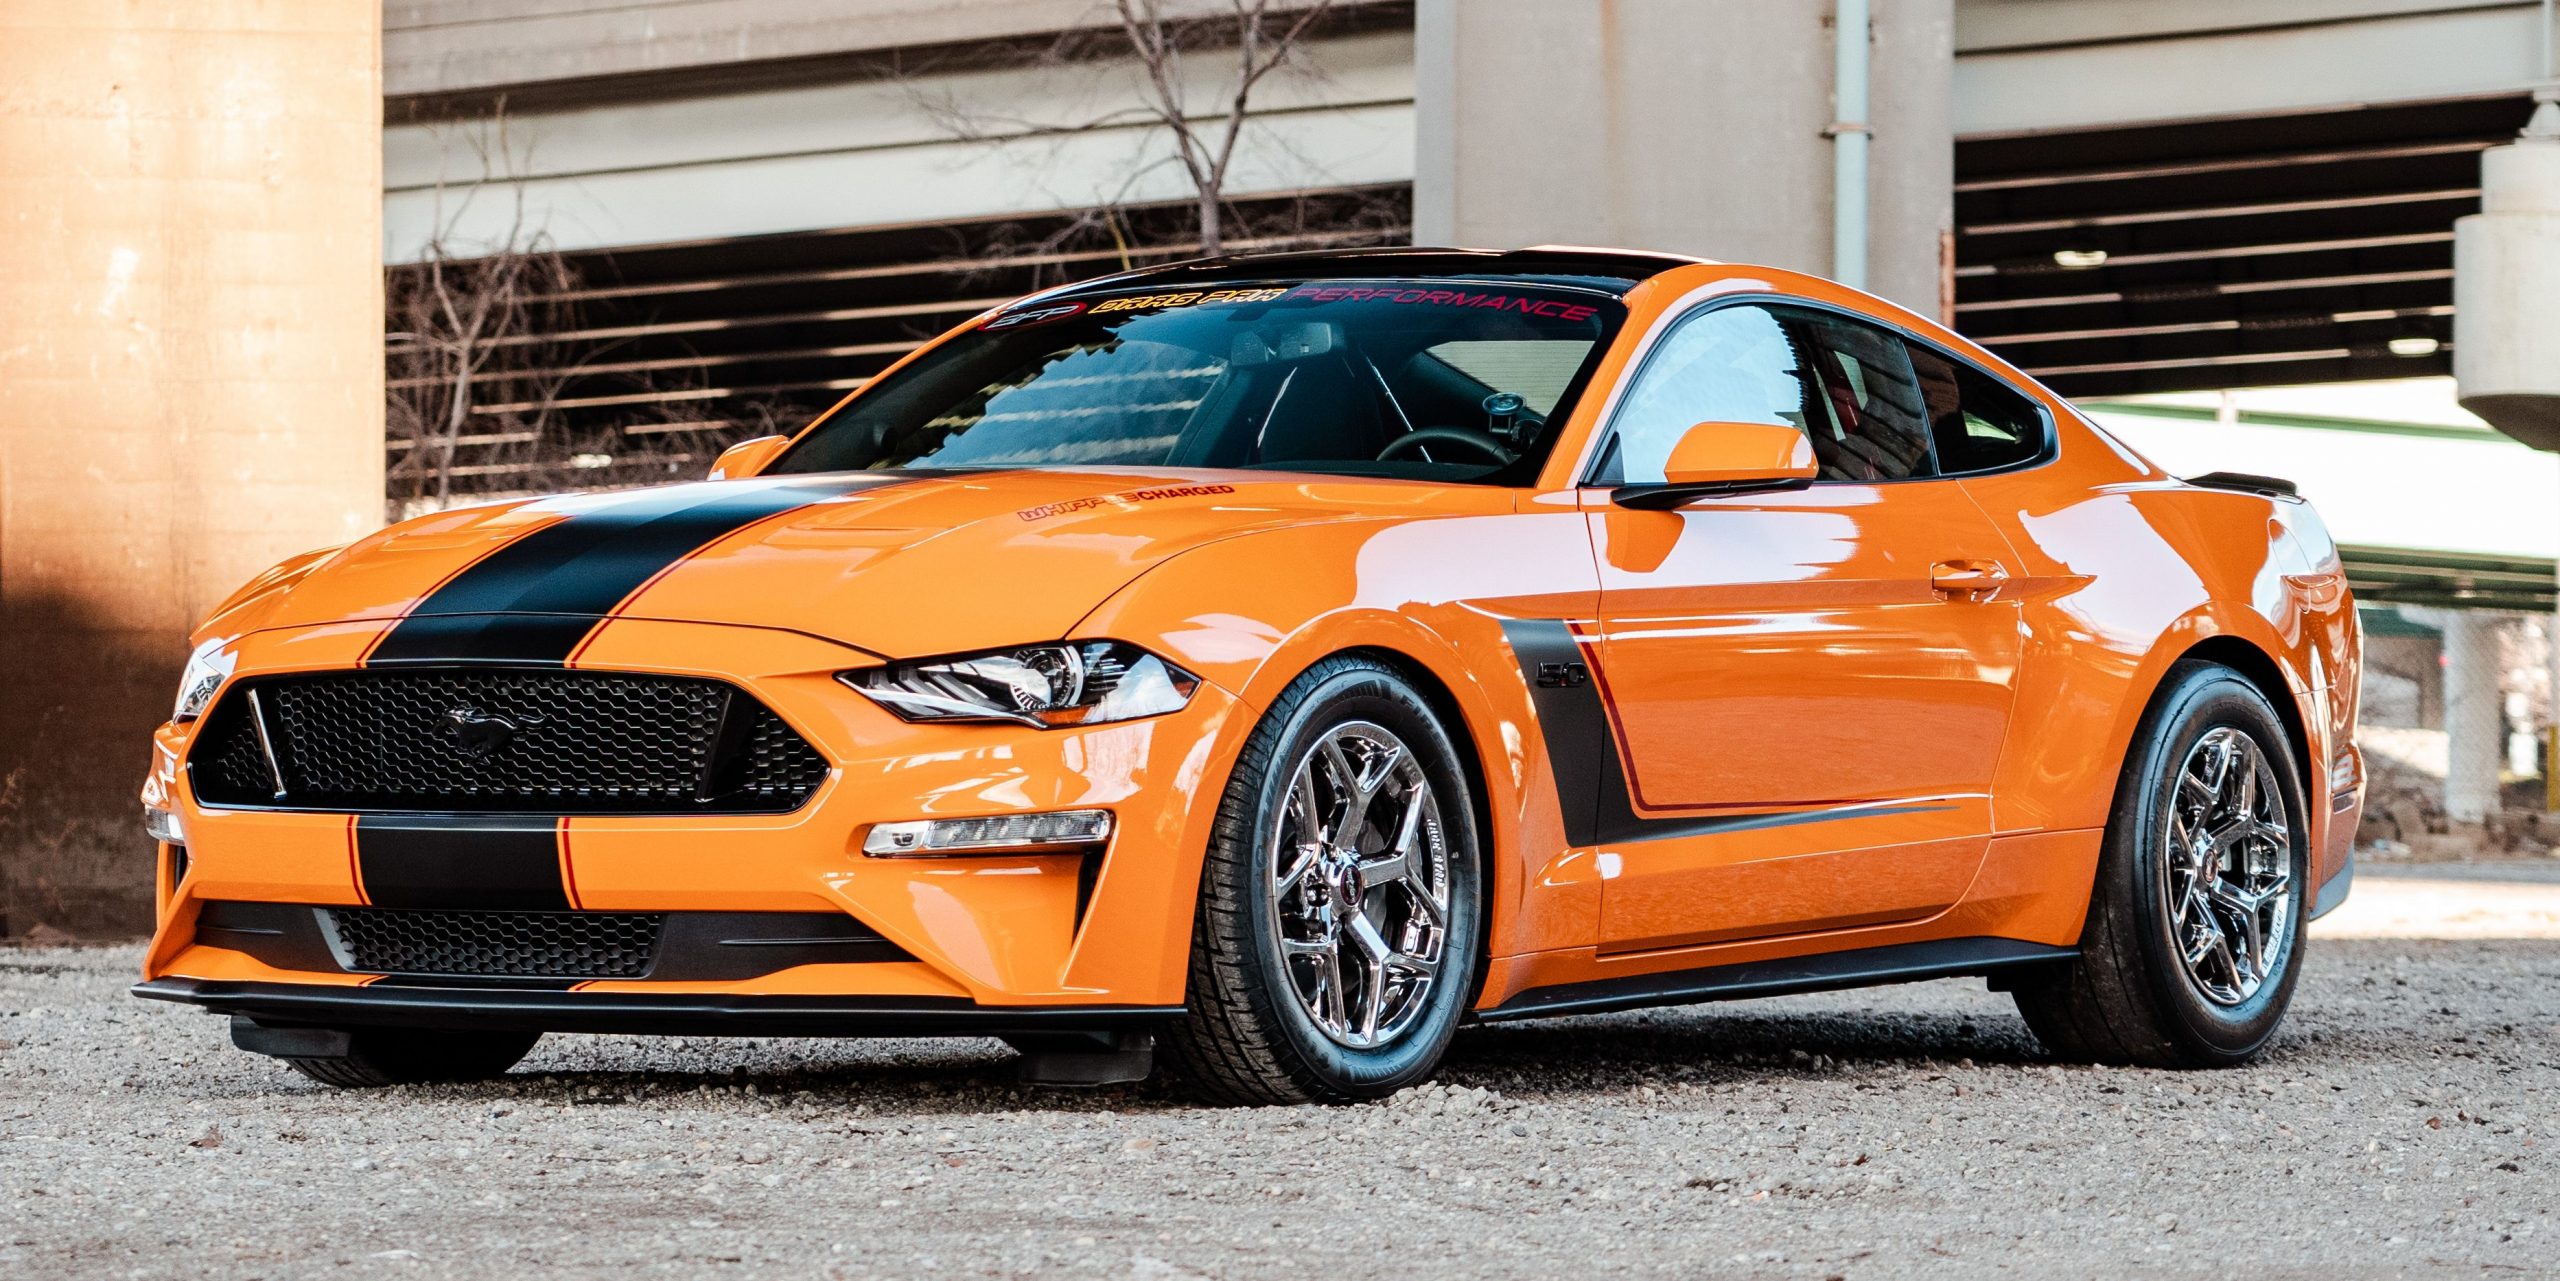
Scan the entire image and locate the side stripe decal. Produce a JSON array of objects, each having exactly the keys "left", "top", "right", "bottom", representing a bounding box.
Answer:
[
  {"left": 1498, "top": 619, "right": 1950, "bottom": 846},
  {"left": 365, "top": 475, "right": 916, "bottom": 667},
  {"left": 353, "top": 815, "right": 571, "bottom": 910}
]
